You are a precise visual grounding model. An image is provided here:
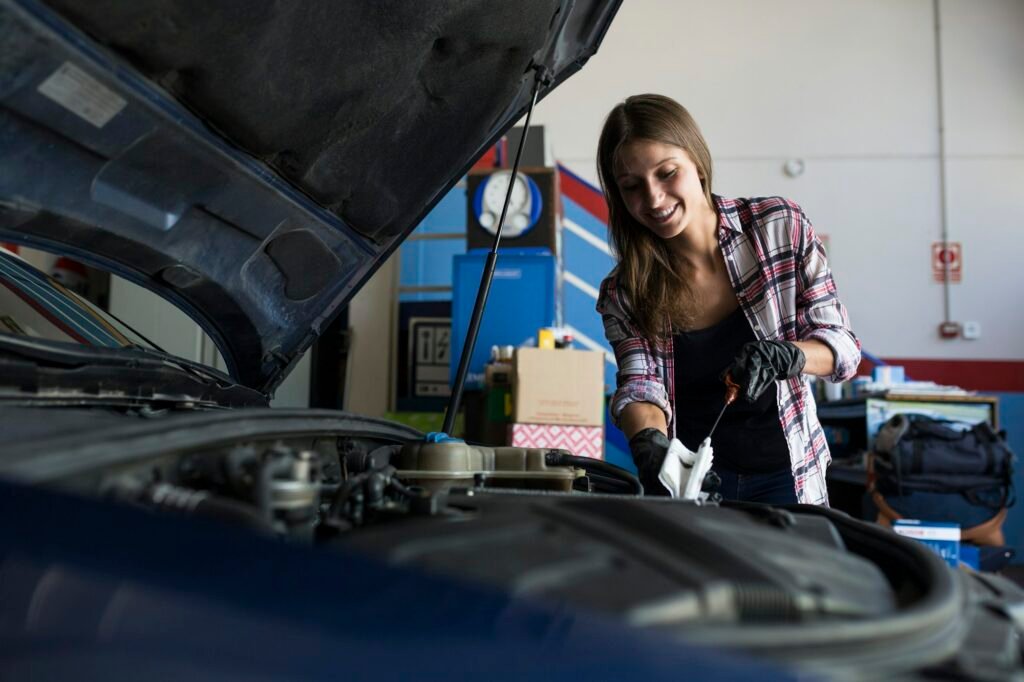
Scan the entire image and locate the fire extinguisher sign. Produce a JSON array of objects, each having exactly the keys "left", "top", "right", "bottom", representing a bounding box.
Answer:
[{"left": 932, "top": 242, "right": 962, "bottom": 283}]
